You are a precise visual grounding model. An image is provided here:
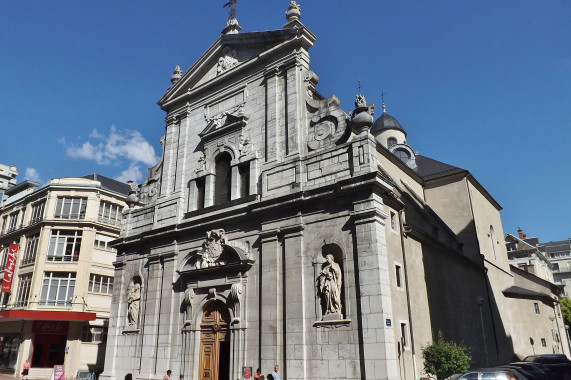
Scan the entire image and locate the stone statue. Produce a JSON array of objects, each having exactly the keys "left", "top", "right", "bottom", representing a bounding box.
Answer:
[
  {"left": 127, "top": 282, "right": 141, "bottom": 326},
  {"left": 317, "top": 254, "right": 342, "bottom": 316},
  {"left": 183, "top": 288, "right": 195, "bottom": 324}
]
